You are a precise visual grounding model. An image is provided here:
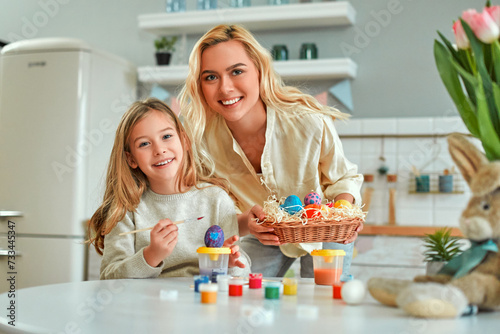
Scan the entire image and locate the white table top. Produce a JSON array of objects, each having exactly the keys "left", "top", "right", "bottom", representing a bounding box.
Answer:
[{"left": 0, "top": 277, "right": 498, "bottom": 333}]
